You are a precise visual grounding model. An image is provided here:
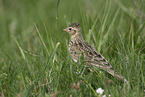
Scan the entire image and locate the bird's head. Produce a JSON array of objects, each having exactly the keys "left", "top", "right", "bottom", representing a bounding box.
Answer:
[{"left": 63, "top": 23, "right": 82, "bottom": 38}]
